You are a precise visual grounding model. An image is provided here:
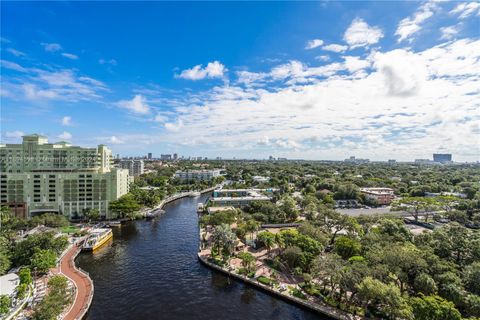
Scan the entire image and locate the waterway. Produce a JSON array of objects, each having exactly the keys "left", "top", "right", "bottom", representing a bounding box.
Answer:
[{"left": 77, "top": 194, "right": 327, "bottom": 320}]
